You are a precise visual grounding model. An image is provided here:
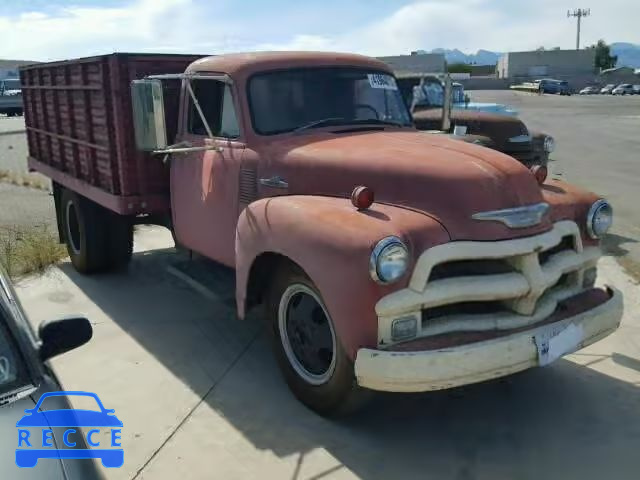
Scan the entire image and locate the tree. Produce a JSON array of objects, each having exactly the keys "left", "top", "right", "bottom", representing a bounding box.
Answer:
[
  {"left": 446, "top": 62, "right": 472, "bottom": 74},
  {"left": 590, "top": 39, "right": 617, "bottom": 70}
]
